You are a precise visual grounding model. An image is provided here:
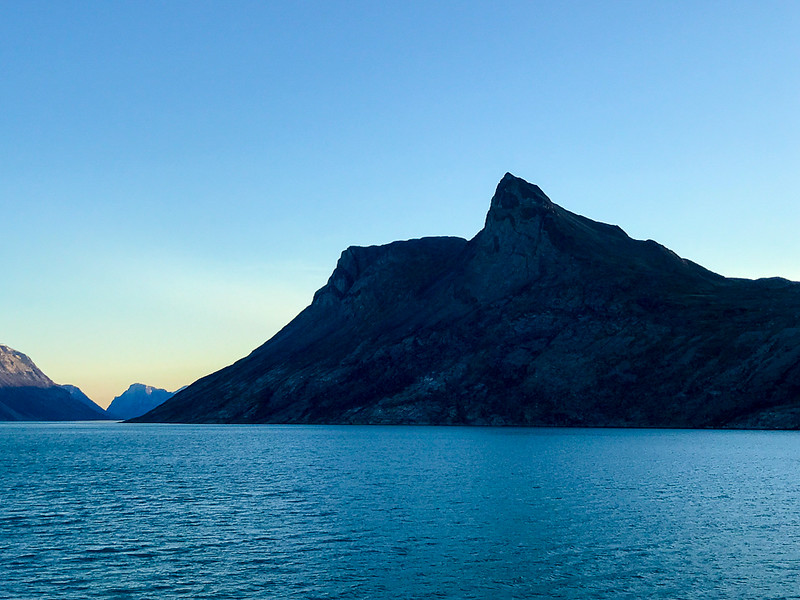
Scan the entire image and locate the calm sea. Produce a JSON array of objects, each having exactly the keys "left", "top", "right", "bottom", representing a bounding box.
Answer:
[{"left": 2, "top": 423, "right": 800, "bottom": 599}]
